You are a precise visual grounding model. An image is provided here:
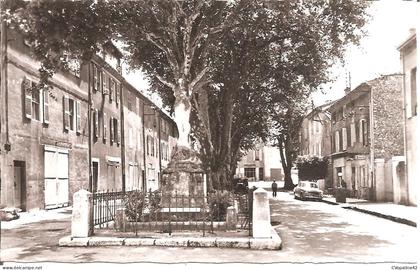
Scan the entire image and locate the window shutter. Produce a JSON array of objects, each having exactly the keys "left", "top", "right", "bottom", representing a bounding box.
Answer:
[
  {"left": 116, "top": 119, "right": 120, "bottom": 145},
  {"left": 103, "top": 112, "right": 107, "bottom": 142},
  {"left": 63, "top": 96, "right": 70, "bottom": 130},
  {"left": 43, "top": 89, "right": 50, "bottom": 124},
  {"left": 94, "top": 109, "right": 99, "bottom": 139},
  {"left": 102, "top": 72, "right": 107, "bottom": 95},
  {"left": 76, "top": 101, "right": 81, "bottom": 134},
  {"left": 110, "top": 117, "right": 114, "bottom": 143},
  {"left": 116, "top": 83, "right": 120, "bottom": 105},
  {"left": 93, "top": 65, "right": 98, "bottom": 92},
  {"left": 342, "top": 128, "right": 347, "bottom": 150},
  {"left": 96, "top": 68, "right": 101, "bottom": 92},
  {"left": 110, "top": 79, "right": 114, "bottom": 102},
  {"left": 23, "top": 79, "right": 32, "bottom": 119}
]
